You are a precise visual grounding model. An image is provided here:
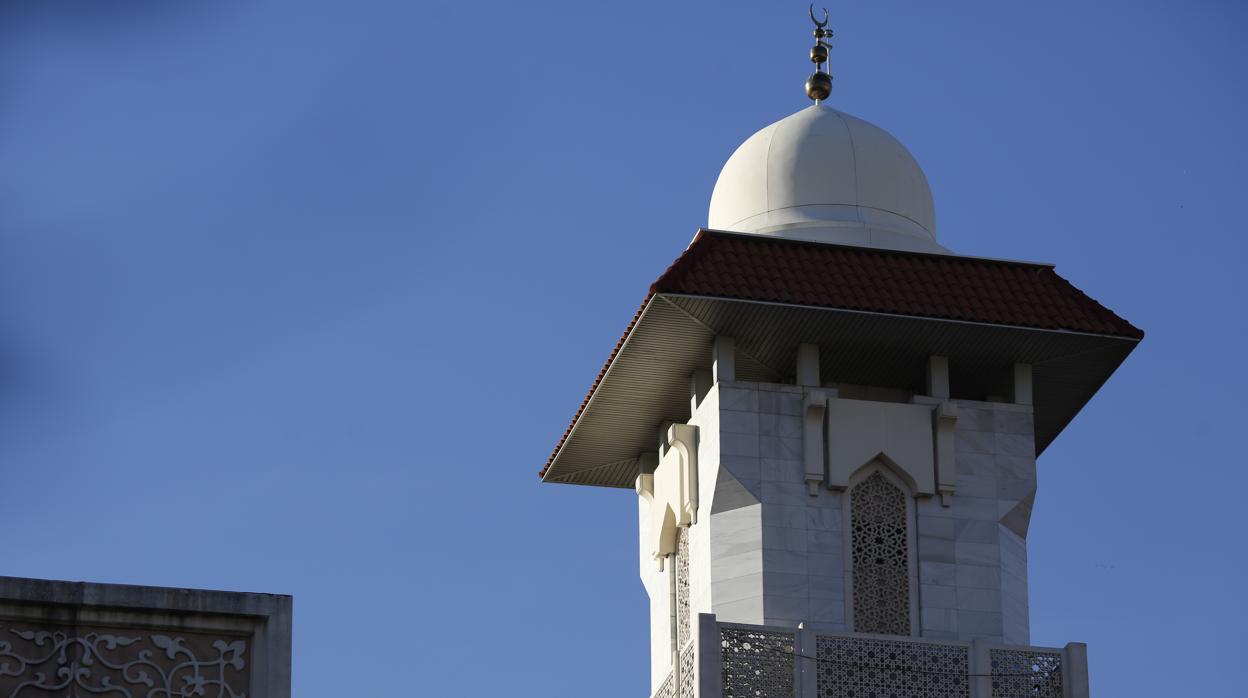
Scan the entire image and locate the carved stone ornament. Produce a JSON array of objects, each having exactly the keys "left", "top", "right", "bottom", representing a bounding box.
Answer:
[
  {"left": 0, "top": 626, "right": 249, "bottom": 698},
  {"left": 639, "top": 424, "right": 700, "bottom": 565}
]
